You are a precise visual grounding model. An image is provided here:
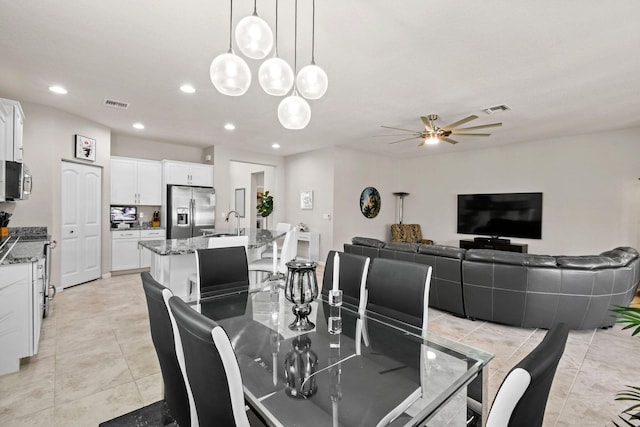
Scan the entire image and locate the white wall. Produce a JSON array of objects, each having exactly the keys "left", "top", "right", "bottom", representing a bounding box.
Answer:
[
  {"left": 111, "top": 134, "right": 204, "bottom": 163},
  {"left": 284, "top": 148, "right": 335, "bottom": 261},
  {"left": 228, "top": 161, "right": 275, "bottom": 229},
  {"left": 213, "top": 146, "right": 285, "bottom": 229},
  {"left": 399, "top": 128, "right": 640, "bottom": 255},
  {"left": 0, "top": 101, "right": 112, "bottom": 287}
]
